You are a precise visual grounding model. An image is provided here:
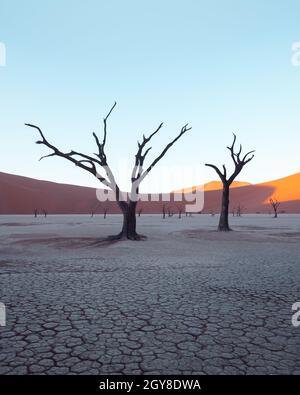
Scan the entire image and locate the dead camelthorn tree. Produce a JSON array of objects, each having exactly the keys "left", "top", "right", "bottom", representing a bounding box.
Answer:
[
  {"left": 162, "top": 204, "right": 167, "bottom": 219},
  {"left": 177, "top": 206, "right": 183, "bottom": 219},
  {"left": 236, "top": 203, "right": 243, "bottom": 217},
  {"left": 269, "top": 198, "right": 280, "bottom": 218},
  {"left": 205, "top": 134, "right": 255, "bottom": 231},
  {"left": 26, "top": 103, "right": 191, "bottom": 240},
  {"left": 103, "top": 207, "right": 108, "bottom": 219}
]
